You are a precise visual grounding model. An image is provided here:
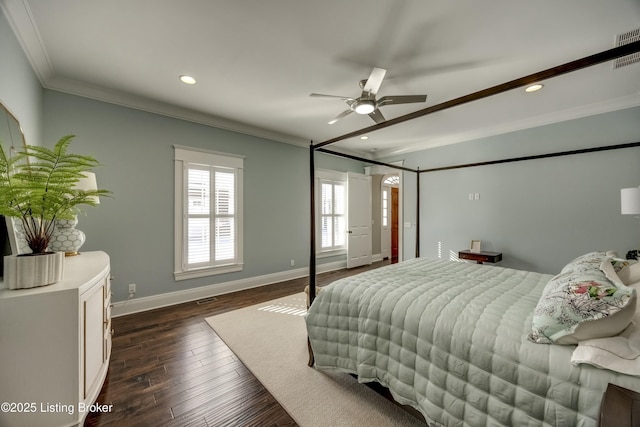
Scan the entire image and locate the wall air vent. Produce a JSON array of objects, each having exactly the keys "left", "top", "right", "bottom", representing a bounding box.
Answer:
[{"left": 614, "top": 28, "right": 640, "bottom": 69}]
